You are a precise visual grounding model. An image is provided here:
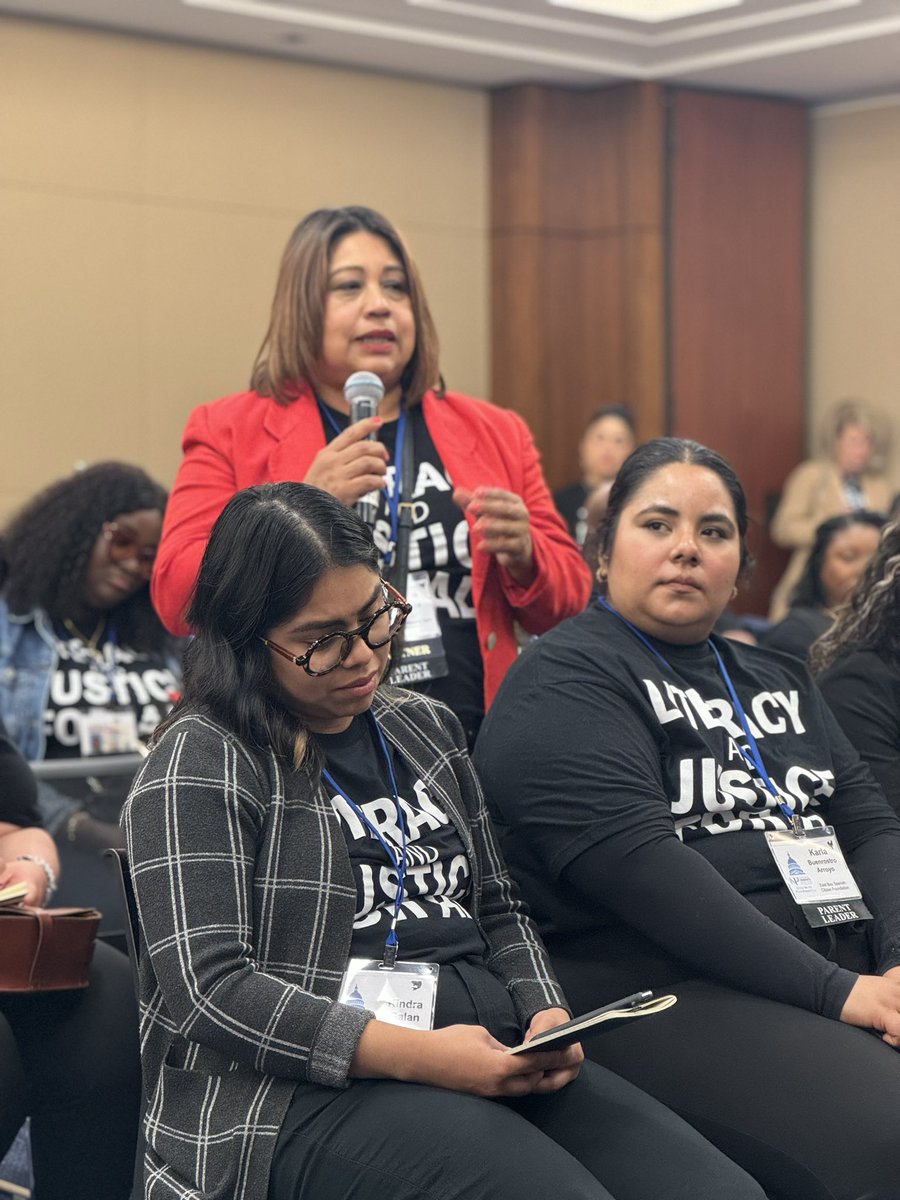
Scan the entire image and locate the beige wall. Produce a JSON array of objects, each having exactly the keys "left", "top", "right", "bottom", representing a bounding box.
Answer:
[
  {"left": 0, "top": 17, "right": 488, "bottom": 518},
  {"left": 809, "top": 95, "right": 900, "bottom": 491}
]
